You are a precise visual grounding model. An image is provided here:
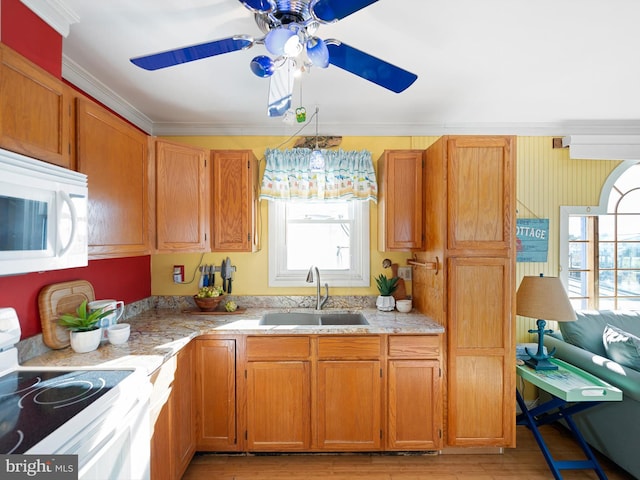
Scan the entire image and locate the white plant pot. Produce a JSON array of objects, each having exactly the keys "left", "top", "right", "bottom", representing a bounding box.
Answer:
[
  {"left": 70, "top": 328, "right": 102, "bottom": 353},
  {"left": 376, "top": 295, "right": 396, "bottom": 311}
]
